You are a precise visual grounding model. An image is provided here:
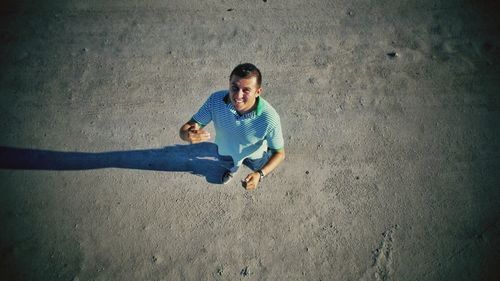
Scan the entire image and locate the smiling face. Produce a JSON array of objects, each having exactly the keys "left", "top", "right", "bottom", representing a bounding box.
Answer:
[{"left": 229, "top": 75, "right": 262, "bottom": 115}]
